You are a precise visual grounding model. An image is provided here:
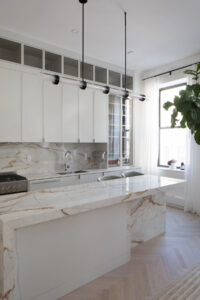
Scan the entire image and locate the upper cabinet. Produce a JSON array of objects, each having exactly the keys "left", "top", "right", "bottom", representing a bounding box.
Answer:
[
  {"left": 79, "top": 89, "right": 93, "bottom": 143},
  {"left": 0, "top": 67, "right": 21, "bottom": 142},
  {"left": 94, "top": 91, "right": 108, "bottom": 143},
  {"left": 22, "top": 72, "right": 43, "bottom": 142},
  {"left": 63, "top": 84, "right": 79, "bottom": 143},
  {"left": 43, "top": 80, "right": 62, "bottom": 142}
]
